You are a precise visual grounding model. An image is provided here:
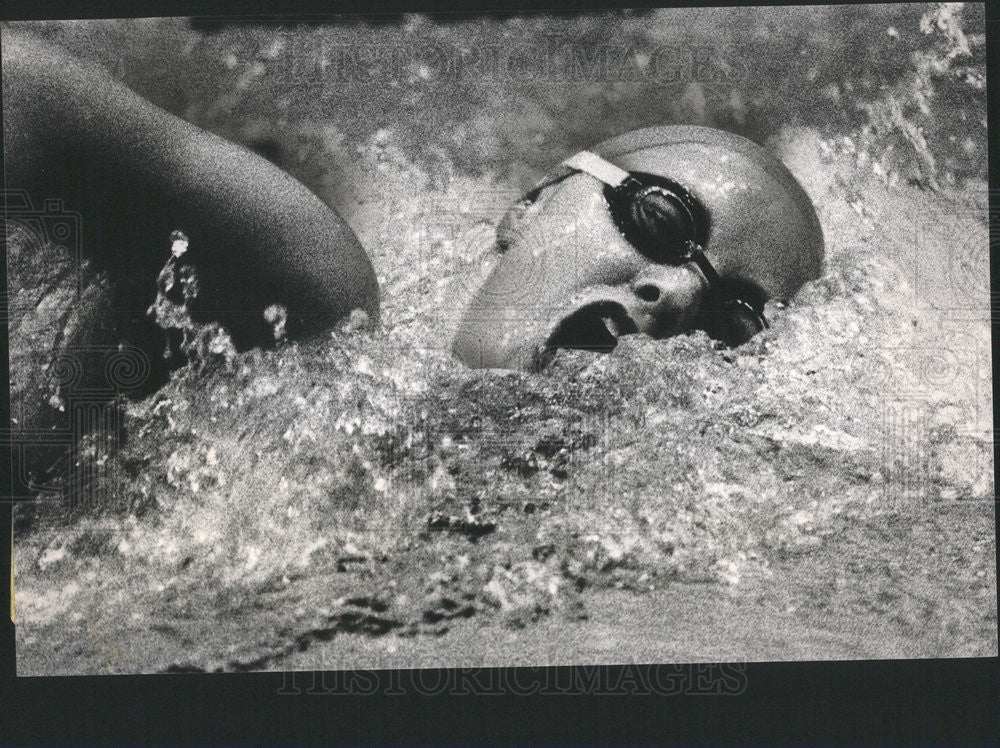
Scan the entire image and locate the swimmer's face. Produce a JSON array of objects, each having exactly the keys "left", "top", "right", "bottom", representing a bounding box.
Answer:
[
  {"left": 452, "top": 172, "right": 755, "bottom": 370},
  {"left": 453, "top": 127, "right": 827, "bottom": 371}
]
